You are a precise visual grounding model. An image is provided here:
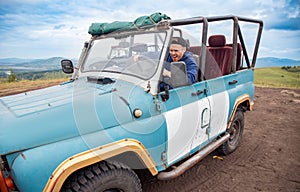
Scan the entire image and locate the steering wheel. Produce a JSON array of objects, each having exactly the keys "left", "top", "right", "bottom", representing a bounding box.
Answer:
[
  {"left": 105, "top": 58, "right": 118, "bottom": 67},
  {"left": 126, "top": 55, "right": 157, "bottom": 76}
]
